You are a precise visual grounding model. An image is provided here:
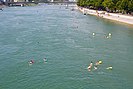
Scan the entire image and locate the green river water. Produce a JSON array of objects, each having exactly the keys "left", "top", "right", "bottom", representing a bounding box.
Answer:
[{"left": 0, "top": 4, "right": 133, "bottom": 89}]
